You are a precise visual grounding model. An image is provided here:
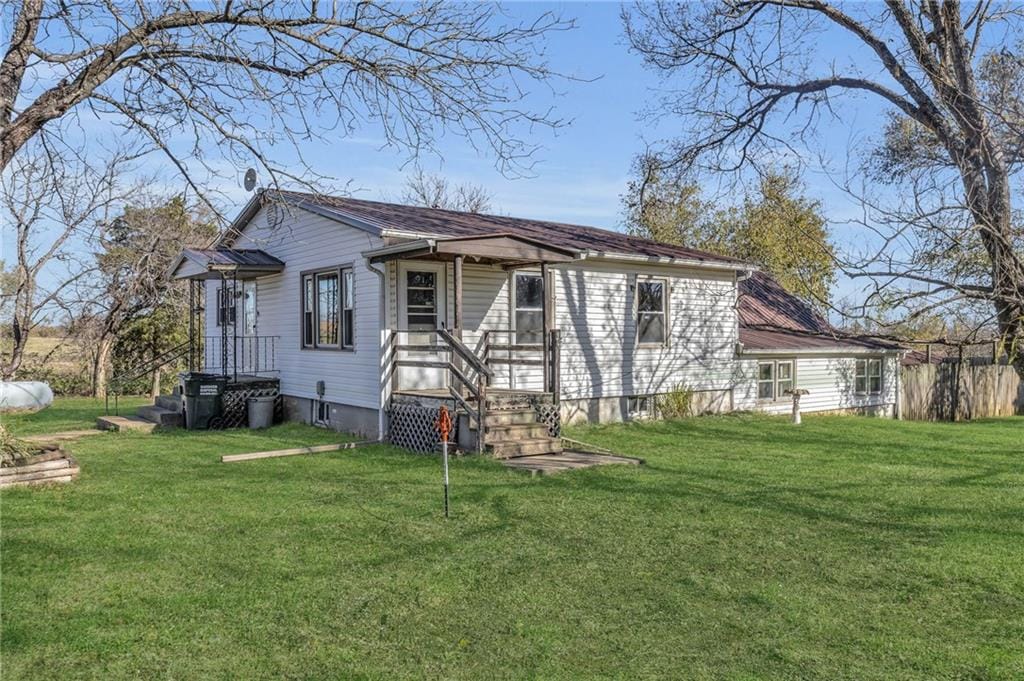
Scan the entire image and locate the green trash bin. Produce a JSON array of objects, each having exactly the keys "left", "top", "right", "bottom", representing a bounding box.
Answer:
[{"left": 181, "top": 373, "right": 228, "bottom": 430}]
